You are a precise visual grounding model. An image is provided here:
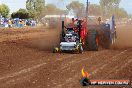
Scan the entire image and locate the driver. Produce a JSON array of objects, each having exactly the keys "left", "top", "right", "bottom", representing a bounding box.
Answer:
[{"left": 65, "top": 34, "right": 76, "bottom": 42}]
